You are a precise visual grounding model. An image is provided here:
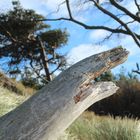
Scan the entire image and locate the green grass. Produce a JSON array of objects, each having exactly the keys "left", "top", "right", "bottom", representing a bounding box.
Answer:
[
  {"left": 0, "top": 86, "right": 28, "bottom": 117},
  {"left": 60, "top": 112, "right": 140, "bottom": 140}
]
